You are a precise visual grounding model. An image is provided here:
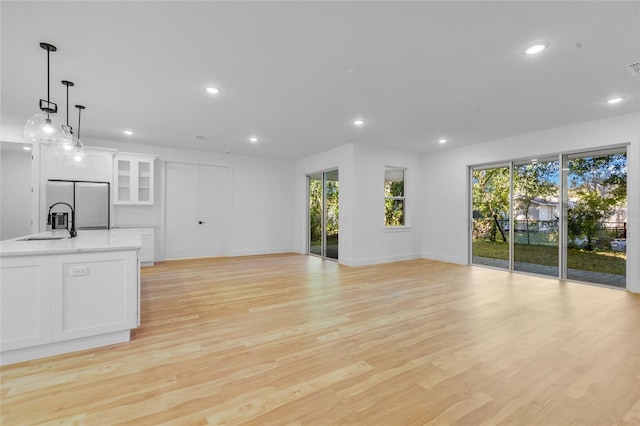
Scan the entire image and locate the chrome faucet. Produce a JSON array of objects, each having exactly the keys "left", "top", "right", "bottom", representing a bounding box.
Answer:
[{"left": 47, "top": 202, "right": 77, "bottom": 238}]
